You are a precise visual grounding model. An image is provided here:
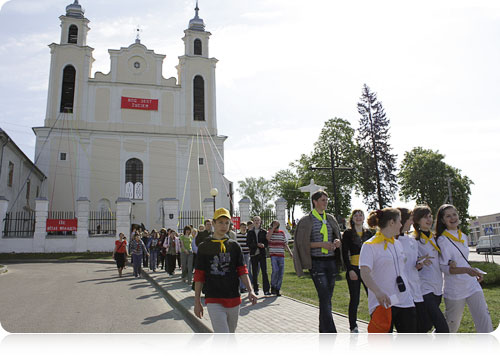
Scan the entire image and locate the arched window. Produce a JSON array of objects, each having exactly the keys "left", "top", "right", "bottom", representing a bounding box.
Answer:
[
  {"left": 60, "top": 65, "right": 76, "bottom": 113},
  {"left": 125, "top": 158, "right": 143, "bottom": 200},
  {"left": 68, "top": 25, "right": 78, "bottom": 44},
  {"left": 194, "top": 39, "right": 202, "bottom": 55},
  {"left": 193, "top": 75, "right": 205, "bottom": 121}
]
